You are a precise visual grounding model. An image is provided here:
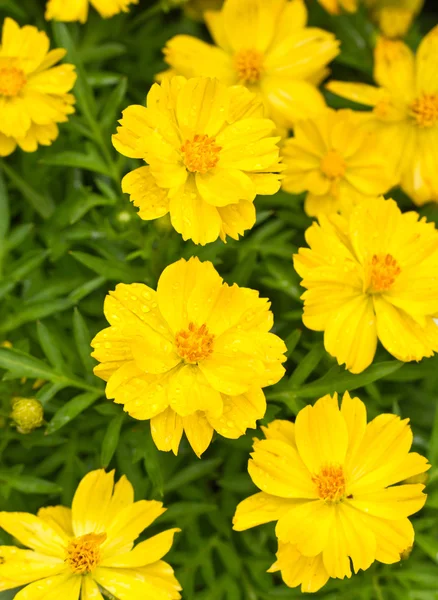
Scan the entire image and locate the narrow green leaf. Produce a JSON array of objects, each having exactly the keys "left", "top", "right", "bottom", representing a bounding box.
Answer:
[
  {"left": 0, "top": 471, "right": 62, "bottom": 494},
  {"left": 101, "top": 413, "right": 125, "bottom": 468},
  {"left": 165, "top": 458, "right": 222, "bottom": 494},
  {"left": 37, "top": 321, "right": 66, "bottom": 371},
  {"left": 143, "top": 428, "right": 164, "bottom": 496},
  {"left": 9, "top": 250, "right": 49, "bottom": 282},
  {"left": 159, "top": 502, "right": 218, "bottom": 523},
  {"left": 284, "top": 329, "right": 302, "bottom": 358},
  {"left": 100, "top": 77, "right": 128, "bottom": 132},
  {"left": 35, "top": 382, "right": 66, "bottom": 406},
  {"left": 0, "top": 347, "right": 58, "bottom": 381},
  {"left": 0, "top": 298, "right": 74, "bottom": 333},
  {"left": 41, "top": 151, "right": 111, "bottom": 176},
  {"left": 68, "top": 276, "right": 106, "bottom": 304},
  {"left": 73, "top": 308, "right": 95, "bottom": 373},
  {"left": 429, "top": 404, "right": 438, "bottom": 467},
  {"left": 1, "top": 161, "right": 54, "bottom": 219},
  {"left": 47, "top": 392, "right": 100, "bottom": 434},
  {"left": 70, "top": 251, "right": 144, "bottom": 283},
  {"left": 0, "top": 168, "right": 10, "bottom": 241},
  {"left": 6, "top": 223, "right": 34, "bottom": 250},
  {"left": 288, "top": 345, "right": 325, "bottom": 388}
]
